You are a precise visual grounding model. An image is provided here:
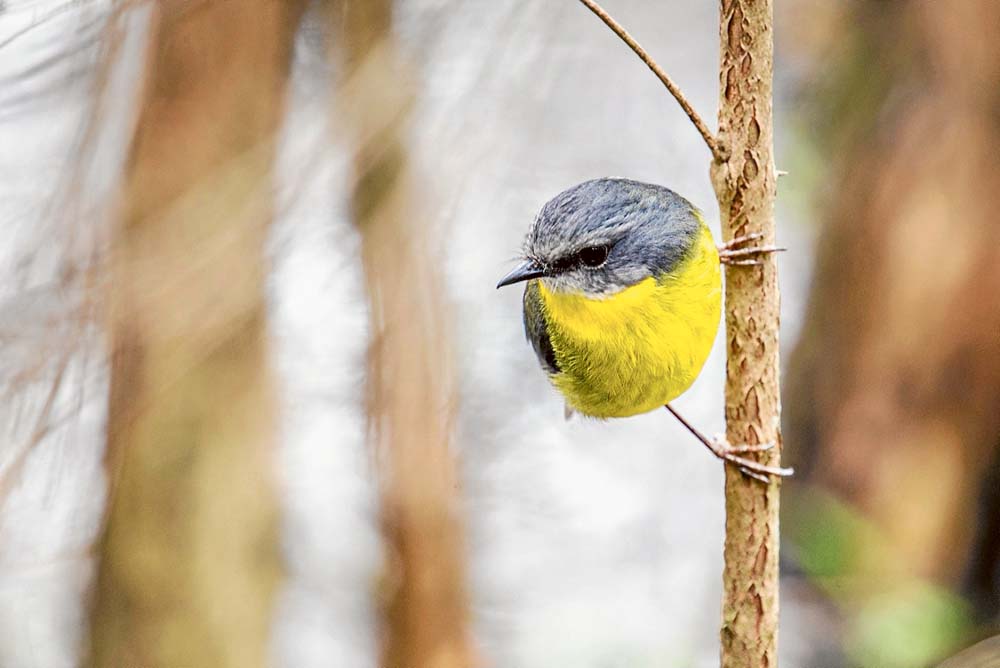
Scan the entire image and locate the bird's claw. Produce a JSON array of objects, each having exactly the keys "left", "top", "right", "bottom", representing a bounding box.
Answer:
[
  {"left": 718, "top": 233, "right": 786, "bottom": 266},
  {"left": 719, "top": 232, "right": 764, "bottom": 250},
  {"left": 708, "top": 435, "right": 793, "bottom": 482},
  {"left": 712, "top": 434, "right": 775, "bottom": 454},
  {"left": 737, "top": 466, "right": 771, "bottom": 484}
]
